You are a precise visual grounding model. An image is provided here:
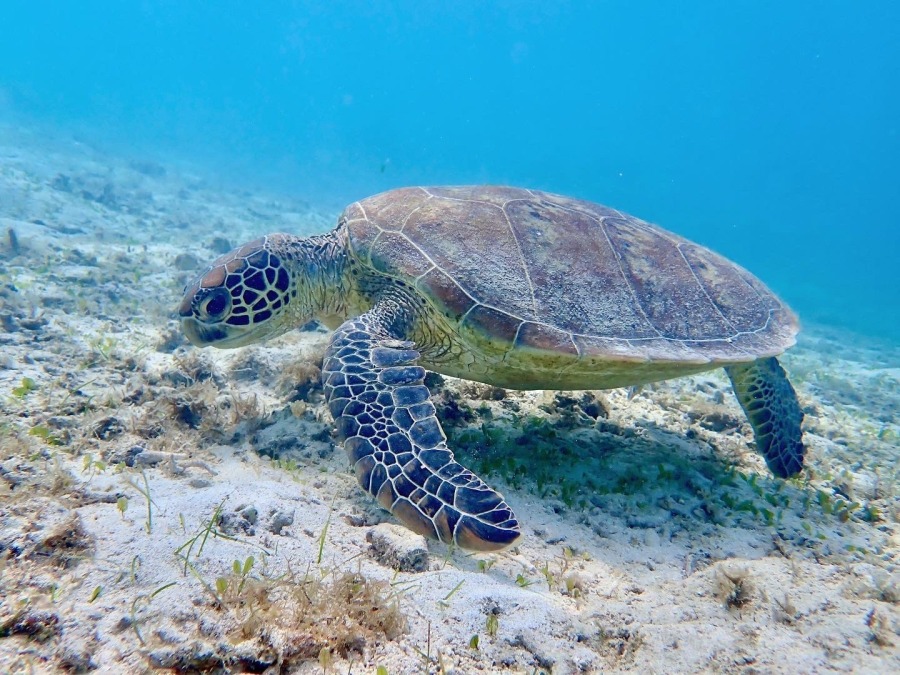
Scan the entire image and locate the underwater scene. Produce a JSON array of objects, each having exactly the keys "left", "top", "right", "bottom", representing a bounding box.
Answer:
[{"left": 0, "top": 2, "right": 898, "bottom": 673}]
